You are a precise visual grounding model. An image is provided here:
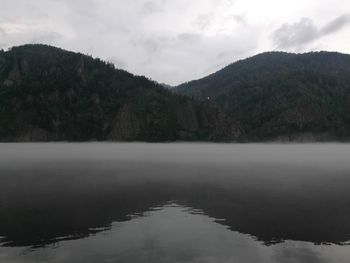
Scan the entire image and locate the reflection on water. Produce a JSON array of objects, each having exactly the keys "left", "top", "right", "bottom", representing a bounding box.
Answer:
[
  {"left": 1, "top": 203, "right": 350, "bottom": 263},
  {"left": 0, "top": 143, "right": 350, "bottom": 262}
]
